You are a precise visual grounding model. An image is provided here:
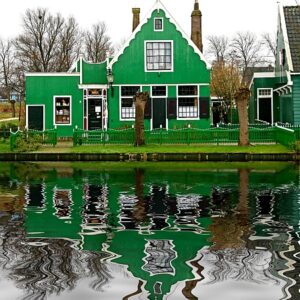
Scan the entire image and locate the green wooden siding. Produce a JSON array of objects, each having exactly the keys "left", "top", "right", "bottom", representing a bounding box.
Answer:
[
  {"left": 292, "top": 75, "right": 300, "bottom": 124},
  {"left": 26, "top": 75, "right": 83, "bottom": 137},
  {"left": 82, "top": 61, "right": 107, "bottom": 84},
  {"left": 109, "top": 9, "right": 210, "bottom": 129}
]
